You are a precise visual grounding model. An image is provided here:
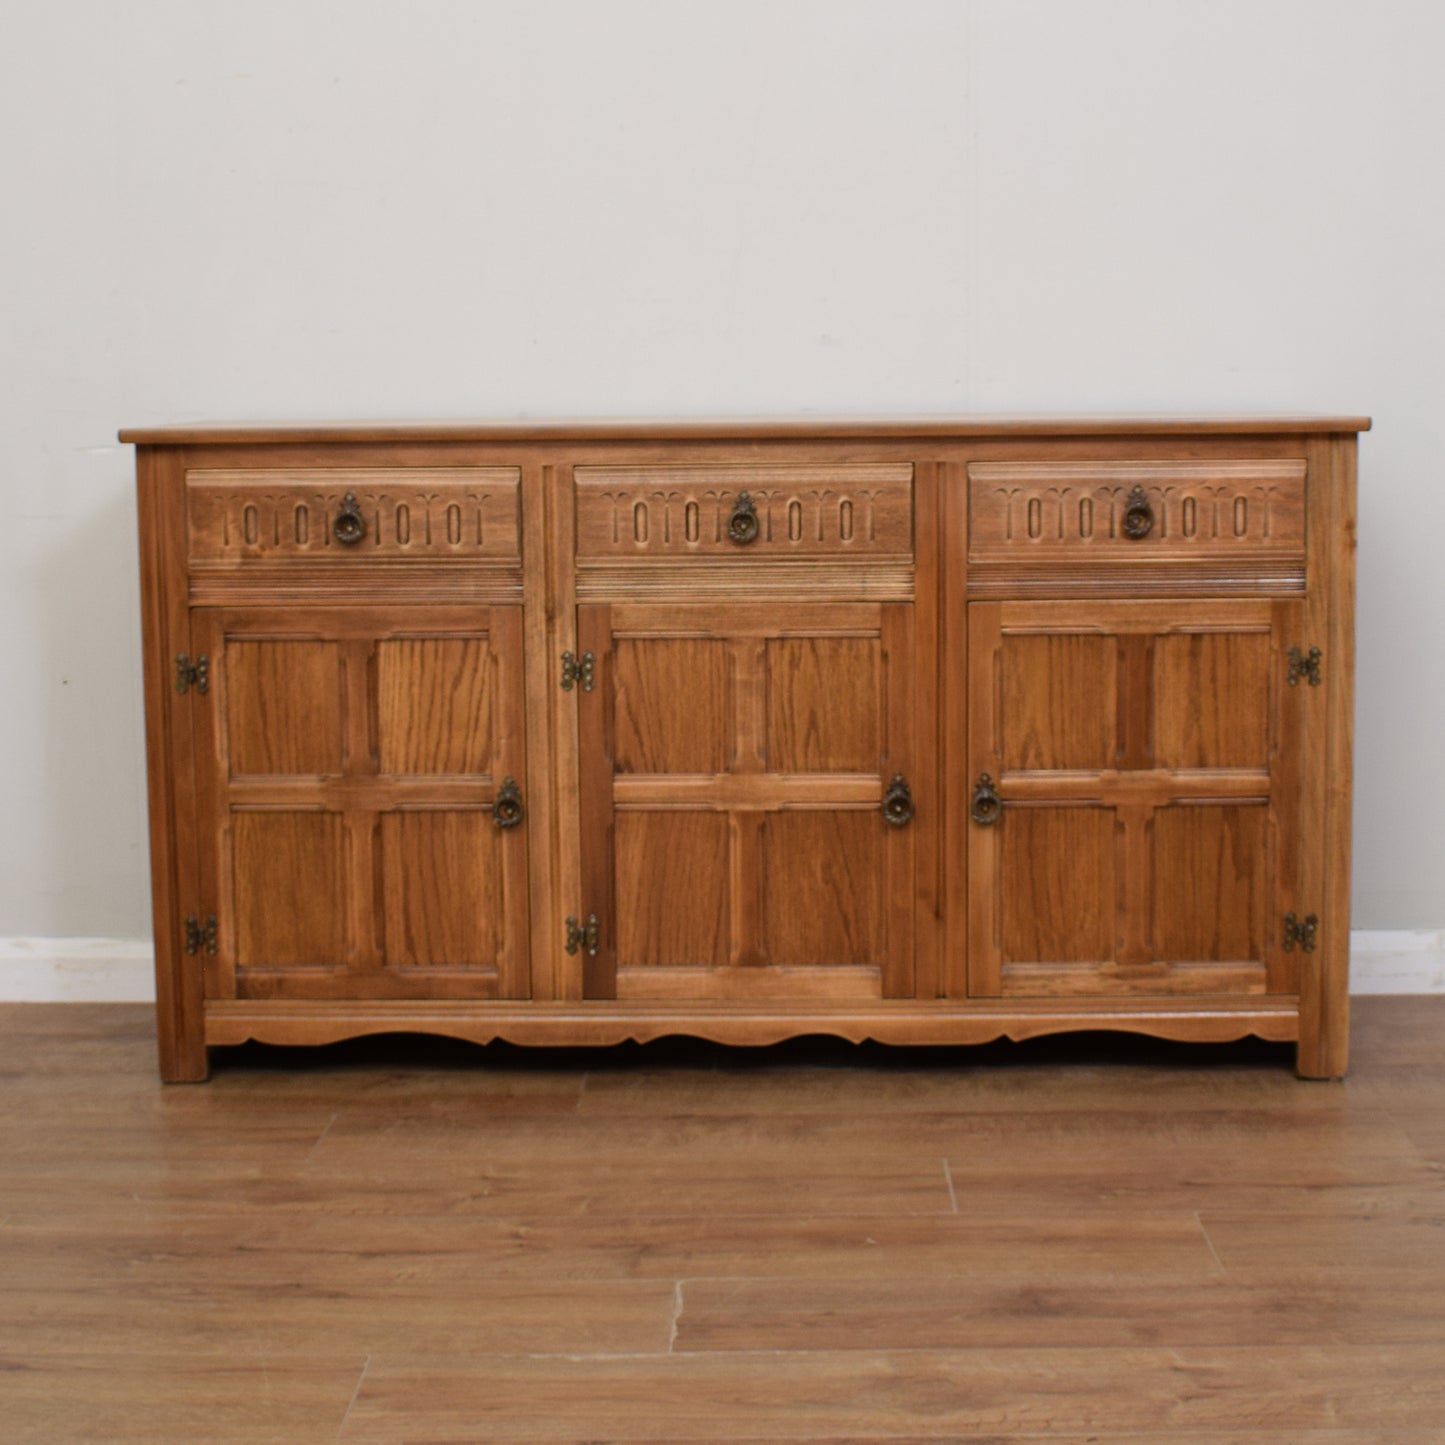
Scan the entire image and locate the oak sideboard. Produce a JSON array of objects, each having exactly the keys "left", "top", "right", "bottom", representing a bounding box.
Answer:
[{"left": 122, "top": 416, "right": 1365, "bottom": 1081}]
